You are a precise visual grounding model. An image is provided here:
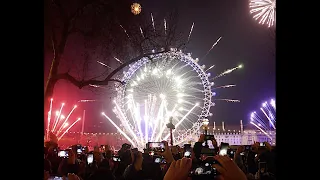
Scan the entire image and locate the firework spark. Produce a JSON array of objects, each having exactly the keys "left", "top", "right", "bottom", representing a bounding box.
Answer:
[
  {"left": 78, "top": 99, "right": 100, "bottom": 102},
  {"left": 212, "top": 85, "right": 236, "bottom": 89},
  {"left": 89, "top": 84, "right": 109, "bottom": 90},
  {"left": 46, "top": 99, "right": 80, "bottom": 141},
  {"left": 164, "top": 19, "right": 167, "bottom": 35},
  {"left": 151, "top": 13, "right": 155, "bottom": 32},
  {"left": 97, "top": 61, "right": 114, "bottom": 70},
  {"left": 215, "top": 99, "right": 240, "bottom": 102},
  {"left": 249, "top": 0, "right": 276, "bottom": 28},
  {"left": 203, "top": 37, "right": 222, "bottom": 59},
  {"left": 119, "top": 24, "right": 130, "bottom": 38},
  {"left": 187, "top": 22, "right": 195, "bottom": 42},
  {"left": 139, "top": 26, "right": 144, "bottom": 38},
  {"left": 114, "top": 57, "right": 123, "bottom": 64},
  {"left": 212, "top": 64, "right": 243, "bottom": 80},
  {"left": 205, "top": 65, "right": 215, "bottom": 72},
  {"left": 250, "top": 98, "right": 276, "bottom": 139}
]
